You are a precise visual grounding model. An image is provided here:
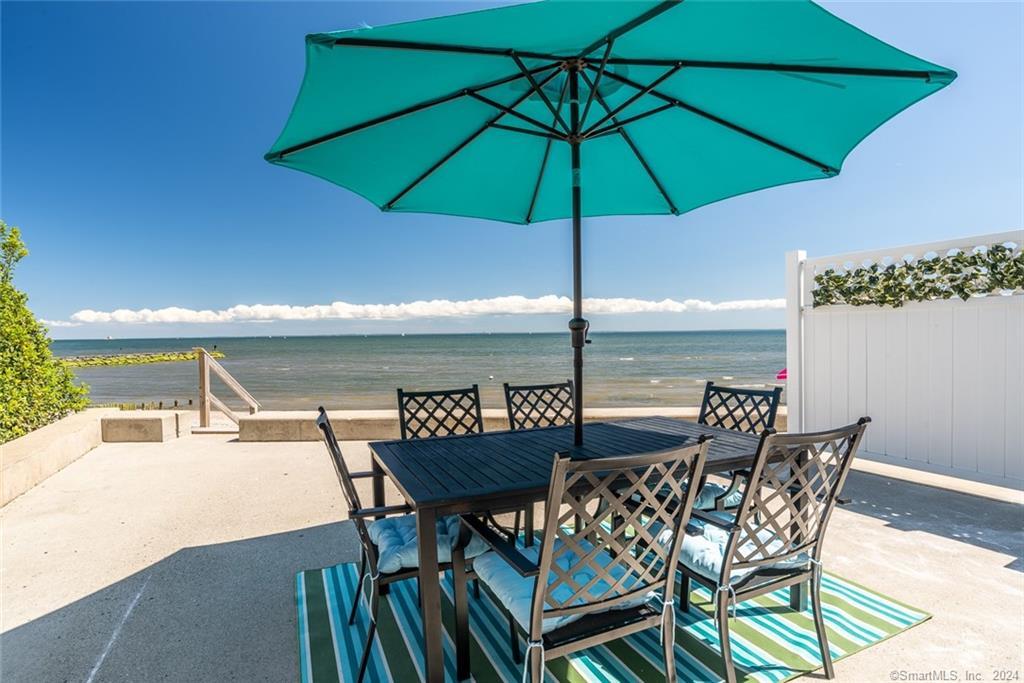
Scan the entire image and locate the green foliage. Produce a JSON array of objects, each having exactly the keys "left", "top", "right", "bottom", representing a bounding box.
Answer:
[
  {"left": 65, "top": 350, "right": 225, "bottom": 367},
  {"left": 0, "top": 220, "right": 89, "bottom": 443},
  {"left": 813, "top": 243, "right": 1024, "bottom": 308}
]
